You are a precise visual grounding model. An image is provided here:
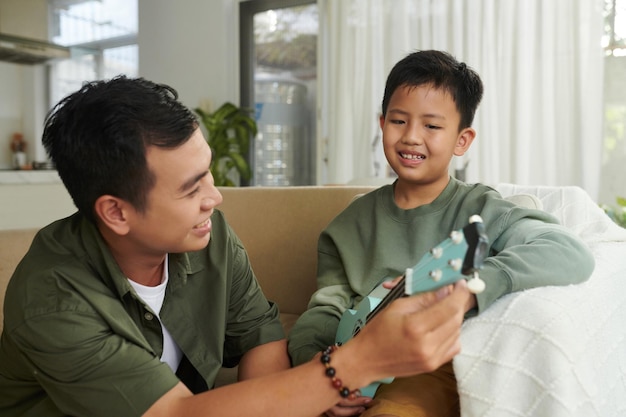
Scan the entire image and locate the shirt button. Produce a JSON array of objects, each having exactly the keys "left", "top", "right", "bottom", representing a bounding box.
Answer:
[{"left": 144, "top": 312, "right": 154, "bottom": 321}]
